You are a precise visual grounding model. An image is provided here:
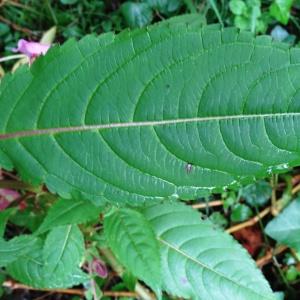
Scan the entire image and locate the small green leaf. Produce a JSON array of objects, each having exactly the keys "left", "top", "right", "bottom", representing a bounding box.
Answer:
[
  {"left": 270, "top": 0, "right": 293, "bottom": 25},
  {"left": 240, "top": 181, "right": 272, "bottom": 207},
  {"left": 266, "top": 198, "right": 300, "bottom": 251},
  {"left": 104, "top": 208, "right": 161, "bottom": 294},
  {"left": 43, "top": 225, "right": 85, "bottom": 276},
  {"left": 229, "top": 0, "right": 247, "bottom": 15},
  {"left": 37, "top": 198, "right": 103, "bottom": 233},
  {"left": 0, "top": 272, "right": 4, "bottom": 298},
  {"left": 121, "top": 2, "right": 153, "bottom": 28},
  {"left": 0, "top": 208, "right": 15, "bottom": 237},
  {"left": 209, "top": 211, "right": 228, "bottom": 228},
  {"left": 0, "top": 23, "right": 9, "bottom": 37},
  {"left": 142, "top": 202, "right": 274, "bottom": 300},
  {"left": 285, "top": 265, "right": 299, "bottom": 281},
  {"left": 60, "top": 0, "right": 78, "bottom": 5},
  {"left": 144, "top": 0, "right": 182, "bottom": 15},
  {"left": 234, "top": 15, "right": 250, "bottom": 30},
  {"left": 231, "top": 203, "right": 253, "bottom": 222},
  {"left": 0, "top": 235, "right": 39, "bottom": 267}
]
